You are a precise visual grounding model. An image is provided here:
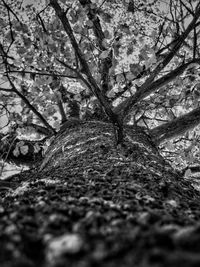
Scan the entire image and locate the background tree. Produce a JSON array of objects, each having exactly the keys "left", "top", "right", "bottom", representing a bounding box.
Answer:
[{"left": 1, "top": 0, "right": 200, "bottom": 176}]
